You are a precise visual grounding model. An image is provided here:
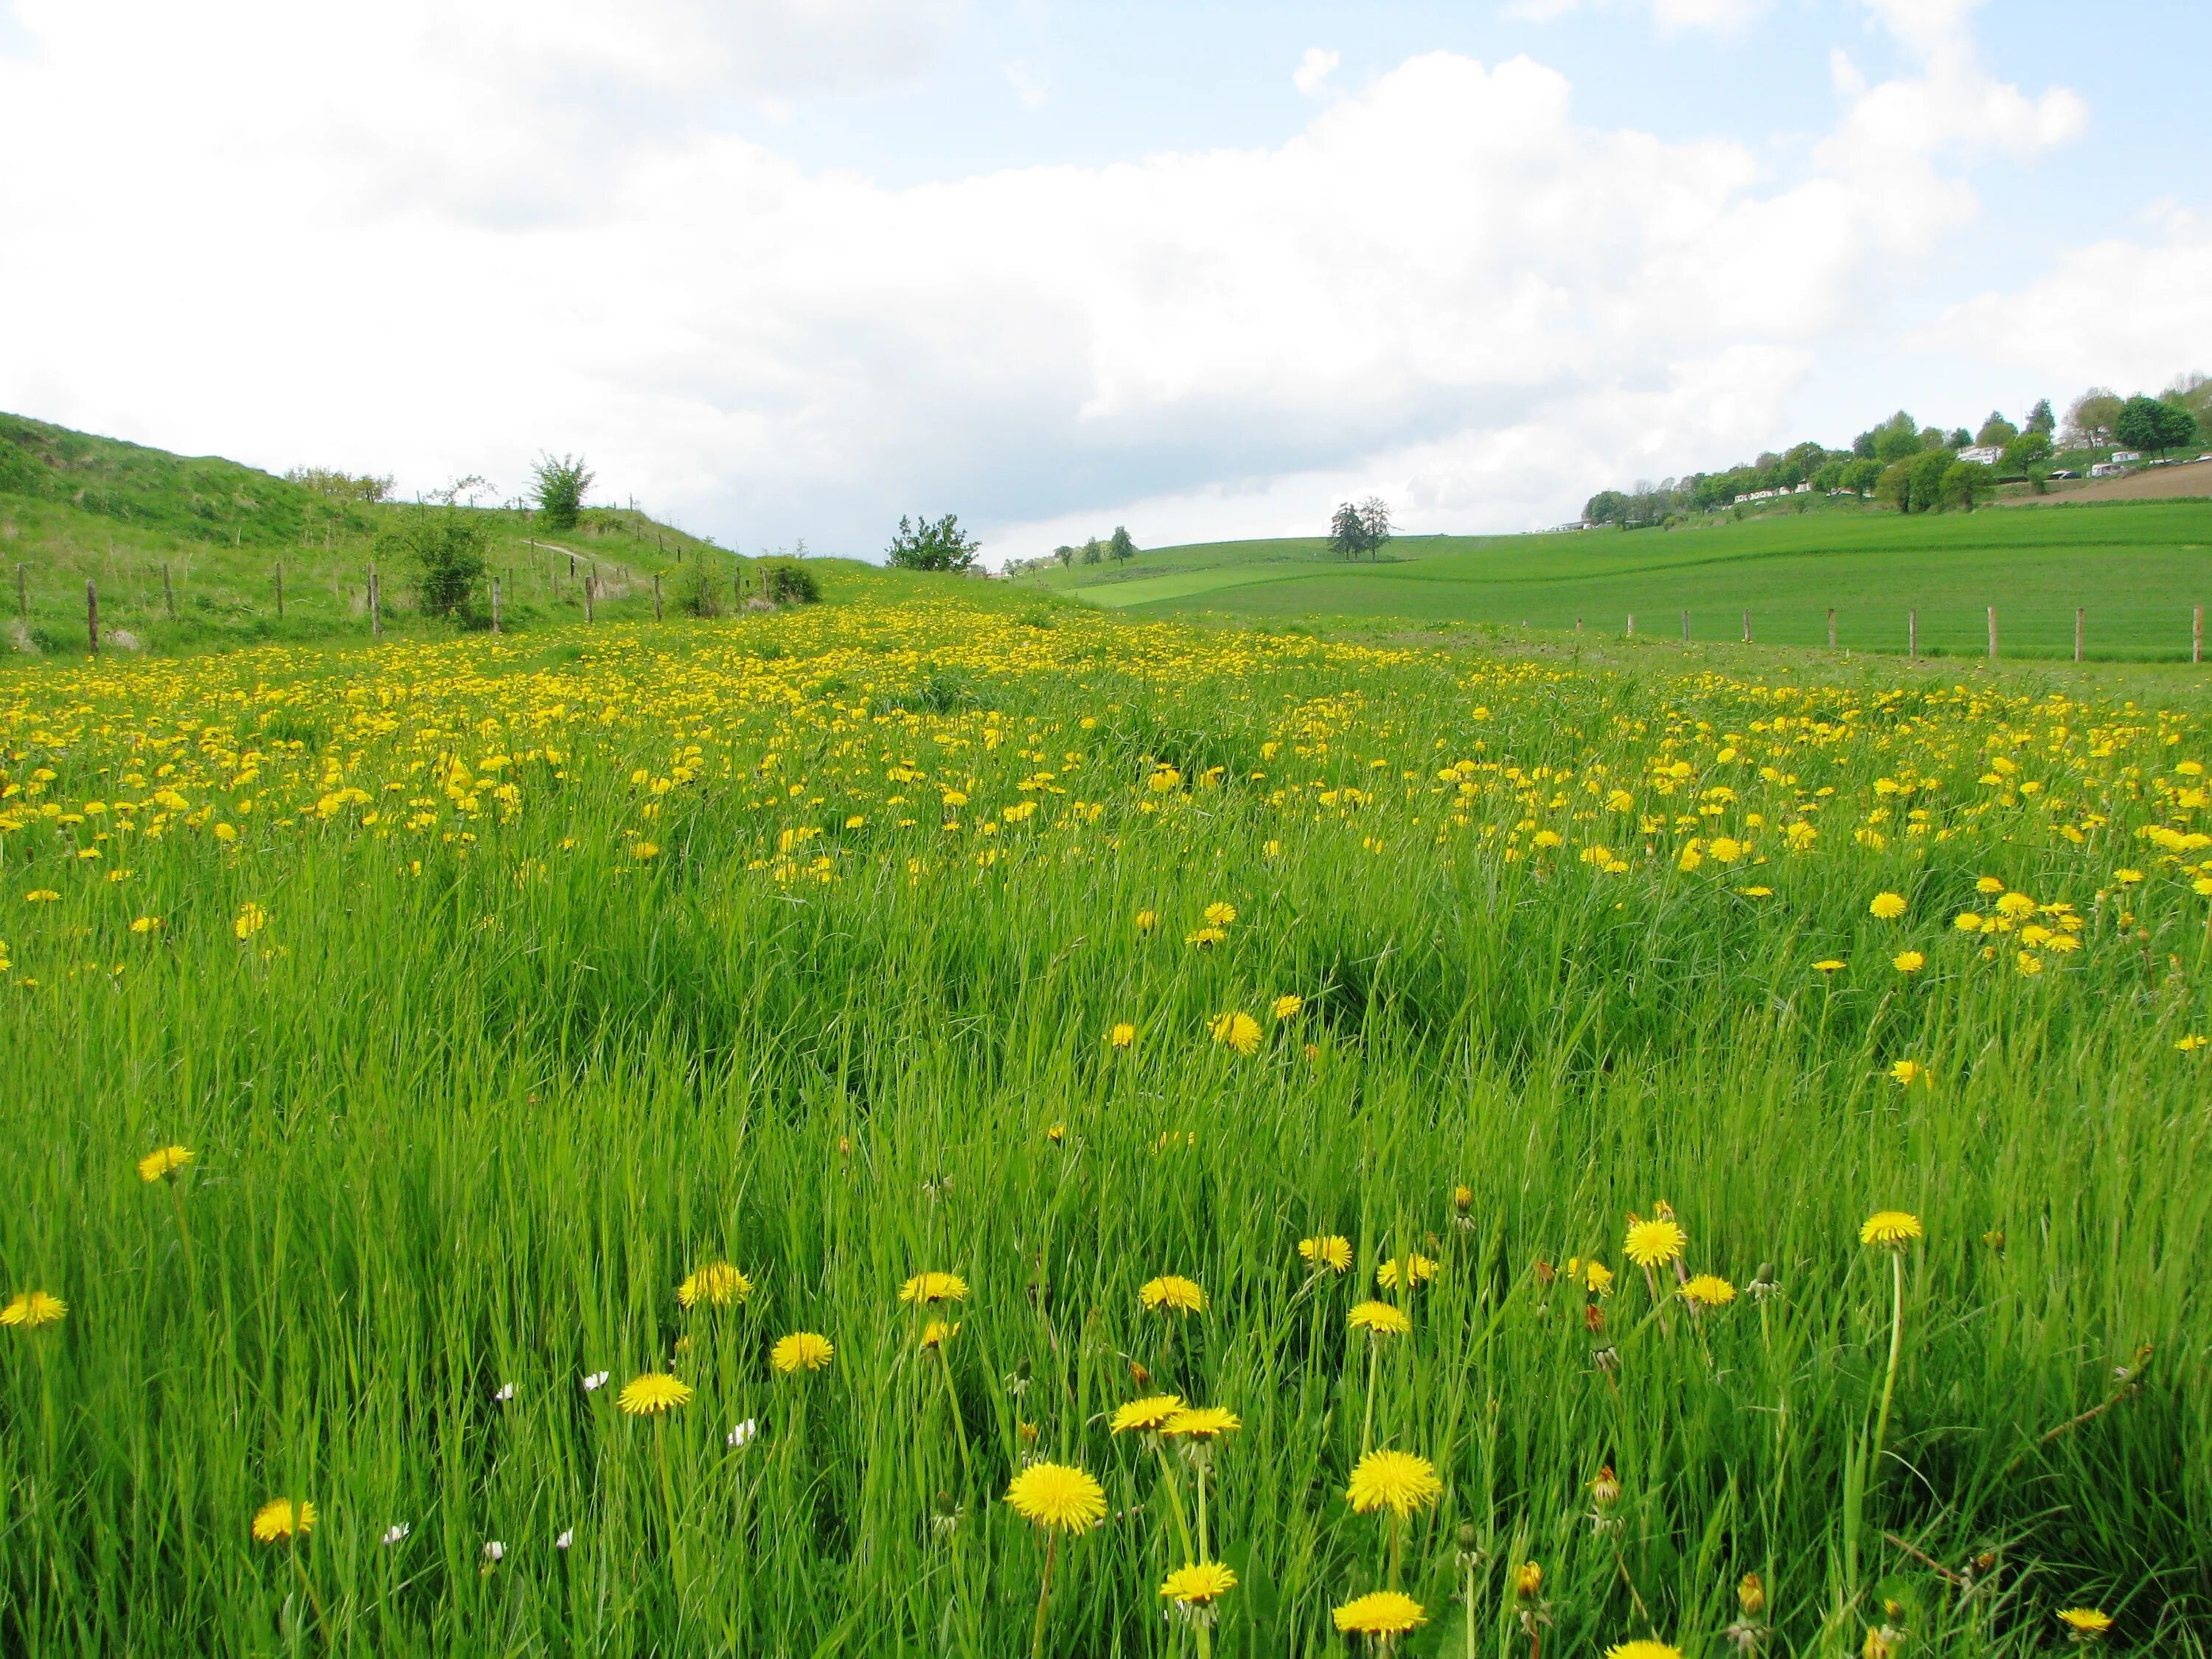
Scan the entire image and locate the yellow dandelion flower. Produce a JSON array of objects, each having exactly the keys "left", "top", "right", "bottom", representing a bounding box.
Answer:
[
  {"left": 1140, "top": 1274, "right": 1206, "bottom": 1315},
  {"left": 2112, "top": 869, "right": 2143, "bottom": 886},
  {"left": 1, "top": 1290, "right": 67, "bottom": 1329},
  {"left": 630, "top": 841, "right": 659, "bottom": 860},
  {"left": 1161, "top": 1561, "right": 1238, "bottom": 1606},
  {"left": 1975, "top": 875, "right": 2006, "bottom": 894},
  {"left": 1346, "top": 1449, "right": 1444, "bottom": 1517},
  {"left": 1208, "top": 1010, "right": 1262, "bottom": 1054},
  {"left": 1135, "top": 908, "right": 1158, "bottom": 933},
  {"left": 1347, "top": 1299, "right": 1411, "bottom": 1337},
  {"left": 1606, "top": 1644, "right": 1685, "bottom": 1659},
  {"left": 1860, "top": 1211, "right": 1923, "bottom": 1249},
  {"left": 1584, "top": 1260, "right": 1615, "bottom": 1295},
  {"left": 2056, "top": 1609, "right": 2112, "bottom": 1641},
  {"left": 1271, "top": 992, "right": 1304, "bottom": 1020},
  {"left": 899, "top": 1271, "right": 969, "bottom": 1305},
  {"left": 919, "top": 1318, "right": 960, "bottom": 1348},
  {"left": 251, "top": 1499, "right": 316, "bottom": 1542},
  {"left": 1202, "top": 901, "right": 1237, "bottom": 928},
  {"left": 1814, "top": 959, "right": 1846, "bottom": 973},
  {"left": 1512, "top": 1562, "right": 1543, "bottom": 1599},
  {"left": 232, "top": 902, "right": 268, "bottom": 939},
  {"left": 1332, "top": 1590, "right": 1426, "bottom": 1638},
  {"left": 1298, "top": 1234, "right": 1353, "bottom": 1273},
  {"left": 1109, "top": 1021, "right": 1136, "bottom": 1048},
  {"left": 1681, "top": 1273, "right": 1736, "bottom": 1307},
  {"left": 677, "top": 1261, "right": 751, "bottom": 1309},
  {"left": 1110, "top": 1394, "right": 1186, "bottom": 1434},
  {"left": 137, "top": 1144, "right": 195, "bottom": 1183},
  {"left": 1953, "top": 912, "right": 1983, "bottom": 932},
  {"left": 1162, "top": 1405, "right": 1240, "bottom": 1439},
  {"left": 1869, "top": 892, "right": 1907, "bottom": 919},
  {"left": 1374, "top": 1253, "right": 1439, "bottom": 1291},
  {"left": 617, "top": 1371, "right": 694, "bottom": 1415},
  {"left": 1888, "top": 1059, "right": 1927, "bottom": 1087},
  {"left": 1623, "top": 1217, "right": 1687, "bottom": 1268},
  {"left": 771, "top": 1332, "right": 835, "bottom": 1374},
  {"left": 1893, "top": 950, "right": 1924, "bottom": 973},
  {"left": 1004, "top": 1461, "right": 1107, "bottom": 1534}
]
